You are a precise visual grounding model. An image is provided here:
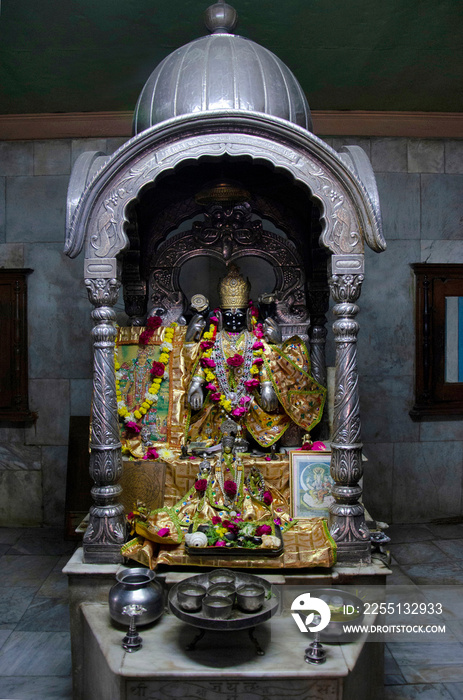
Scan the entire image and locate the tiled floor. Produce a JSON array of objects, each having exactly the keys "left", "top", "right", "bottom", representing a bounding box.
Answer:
[
  {"left": 0, "top": 523, "right": 462, "bottom": 699},
  {"left": 385, "top": 523, "right": 463, "bottom": 699},
  {"left": 0, "top": 528, "right": 75, "bottom": 700}
]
